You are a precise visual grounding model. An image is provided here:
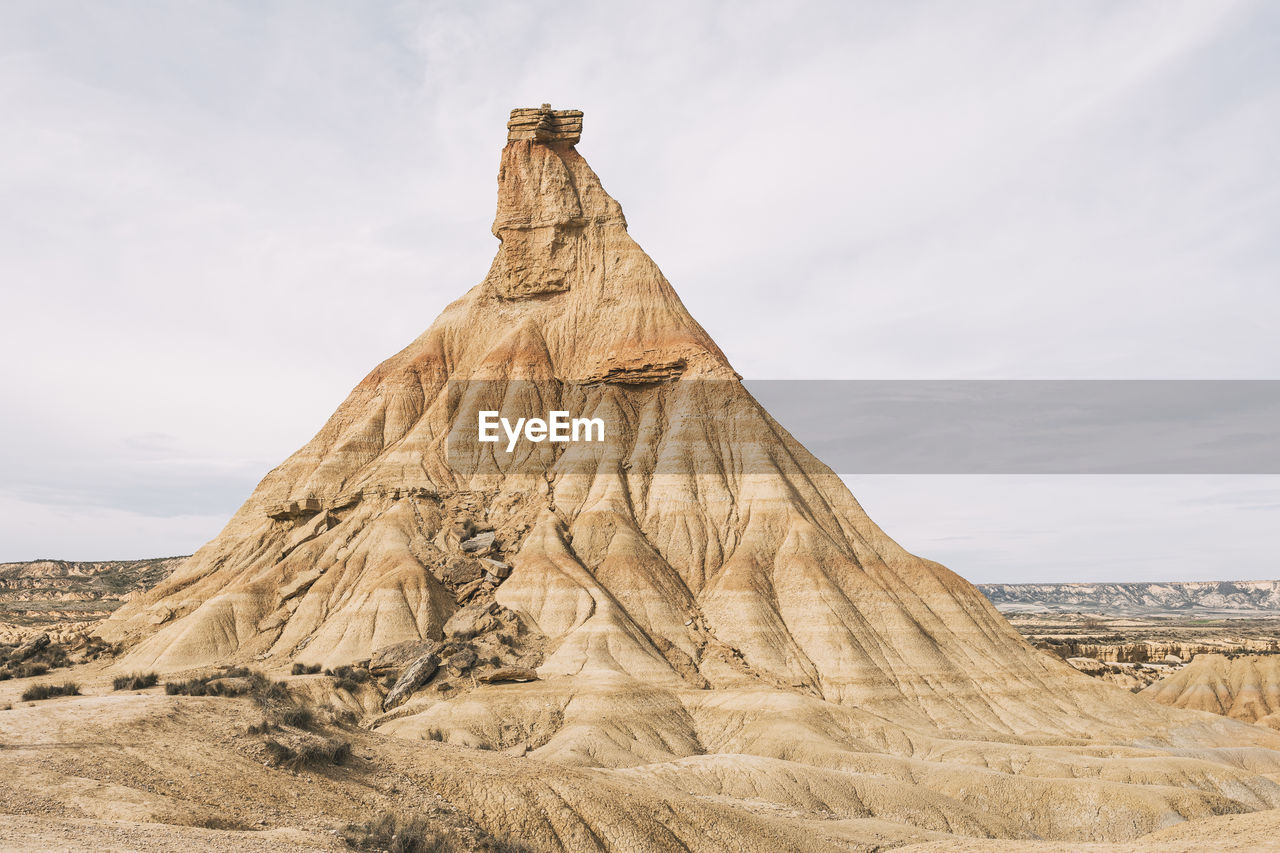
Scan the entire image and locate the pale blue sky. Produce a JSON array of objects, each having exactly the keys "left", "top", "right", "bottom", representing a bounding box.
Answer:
[{"left": 1, "top": 1, "right": 1277, "bottom": 580}]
